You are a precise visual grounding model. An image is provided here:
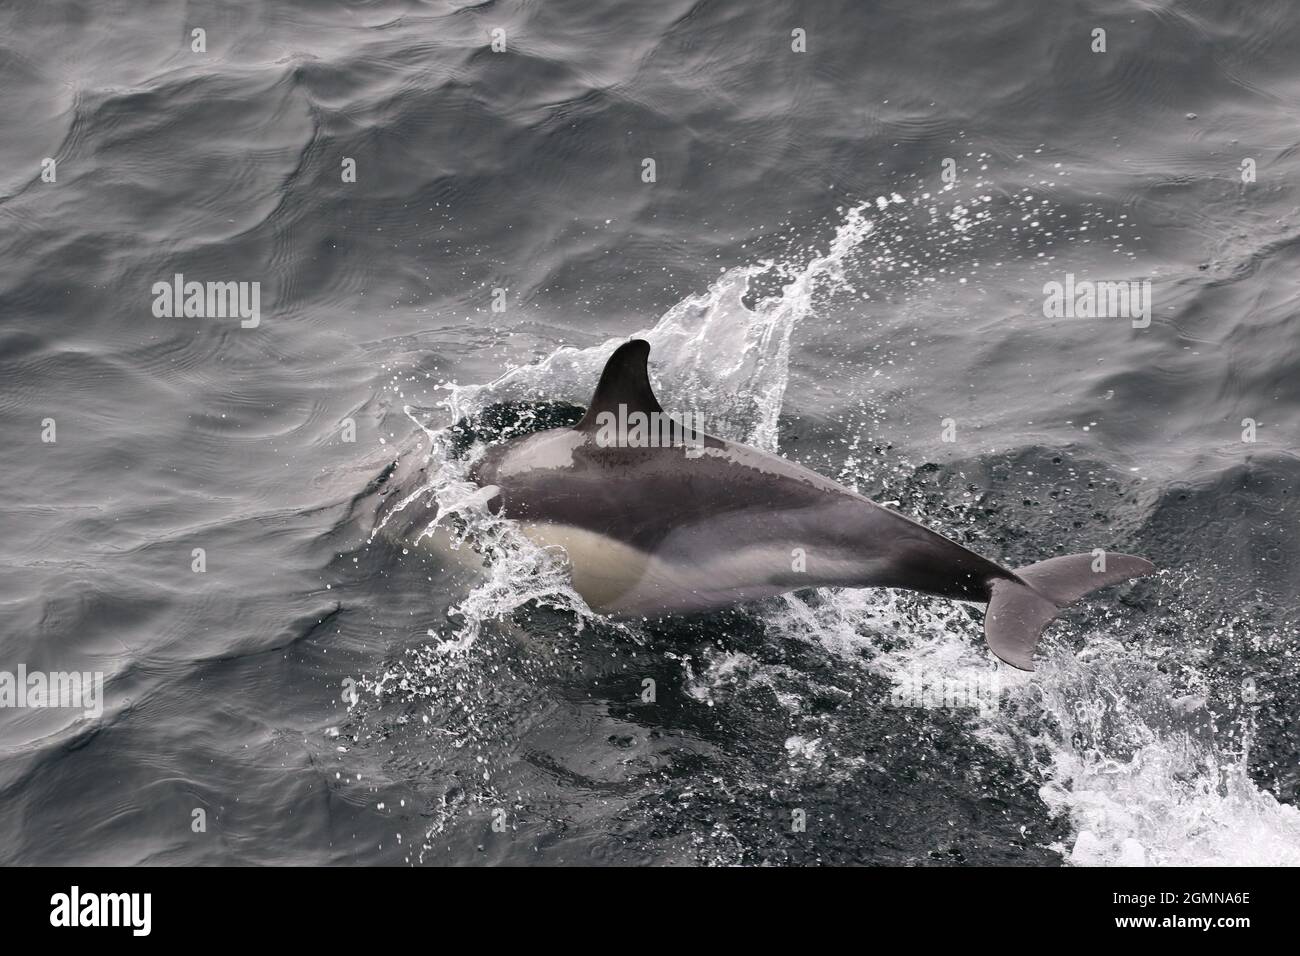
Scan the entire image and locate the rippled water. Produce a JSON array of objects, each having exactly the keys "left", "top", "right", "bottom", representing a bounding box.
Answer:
[{"left": 2, "top": 0, "right": 1298, "bottom": 865}]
